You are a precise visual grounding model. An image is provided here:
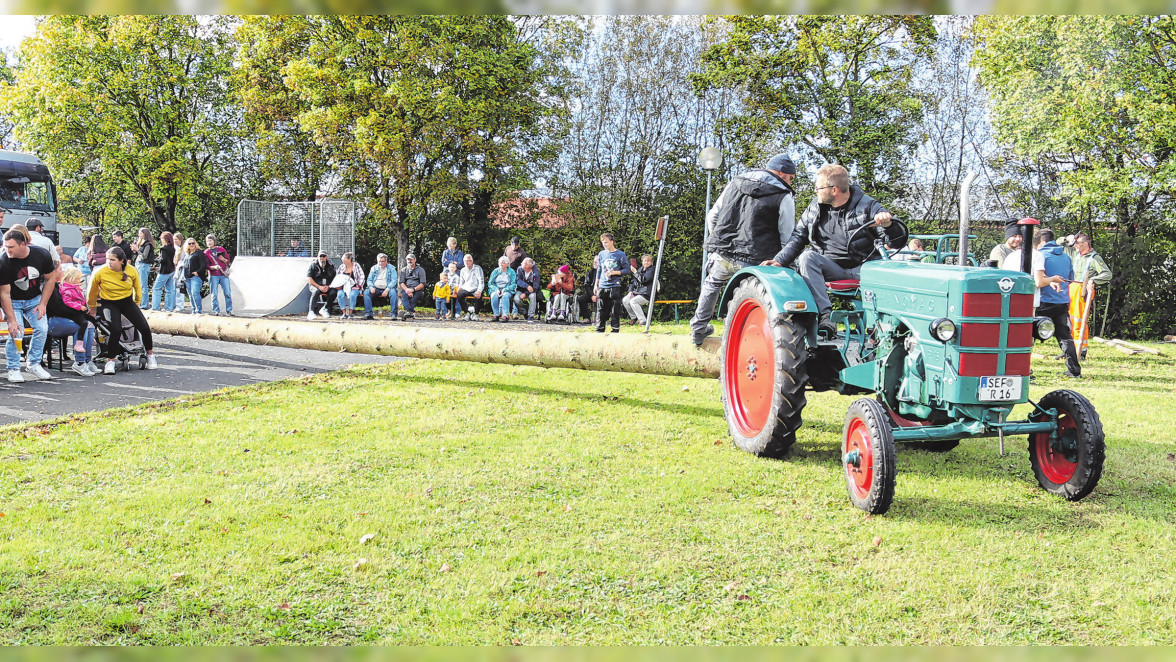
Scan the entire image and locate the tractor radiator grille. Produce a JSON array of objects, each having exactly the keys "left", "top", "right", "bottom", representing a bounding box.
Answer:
[{"left": 958, "top": 352, "right": 999, "bottom": 376}]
